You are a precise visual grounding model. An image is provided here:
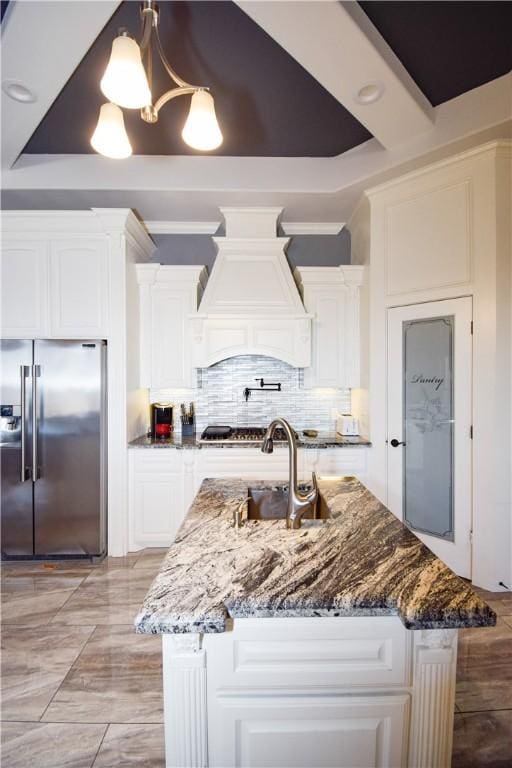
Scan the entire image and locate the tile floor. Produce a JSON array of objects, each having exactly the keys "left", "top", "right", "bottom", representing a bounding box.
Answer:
[{"left": 1, "top": 550, "right": 511, "bottom": 767}]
